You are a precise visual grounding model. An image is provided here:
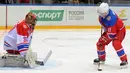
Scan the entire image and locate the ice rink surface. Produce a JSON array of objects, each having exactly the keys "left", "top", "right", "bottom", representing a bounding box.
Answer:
[{"left": 0, "top": 29, "right": 130, "bottom": 73}]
